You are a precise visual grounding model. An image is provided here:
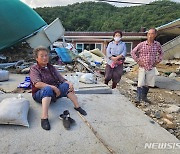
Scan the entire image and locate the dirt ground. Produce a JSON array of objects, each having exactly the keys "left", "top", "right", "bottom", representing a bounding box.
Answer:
[{"left": 116, "top": 63, "right": 180, "bottom": 140}]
